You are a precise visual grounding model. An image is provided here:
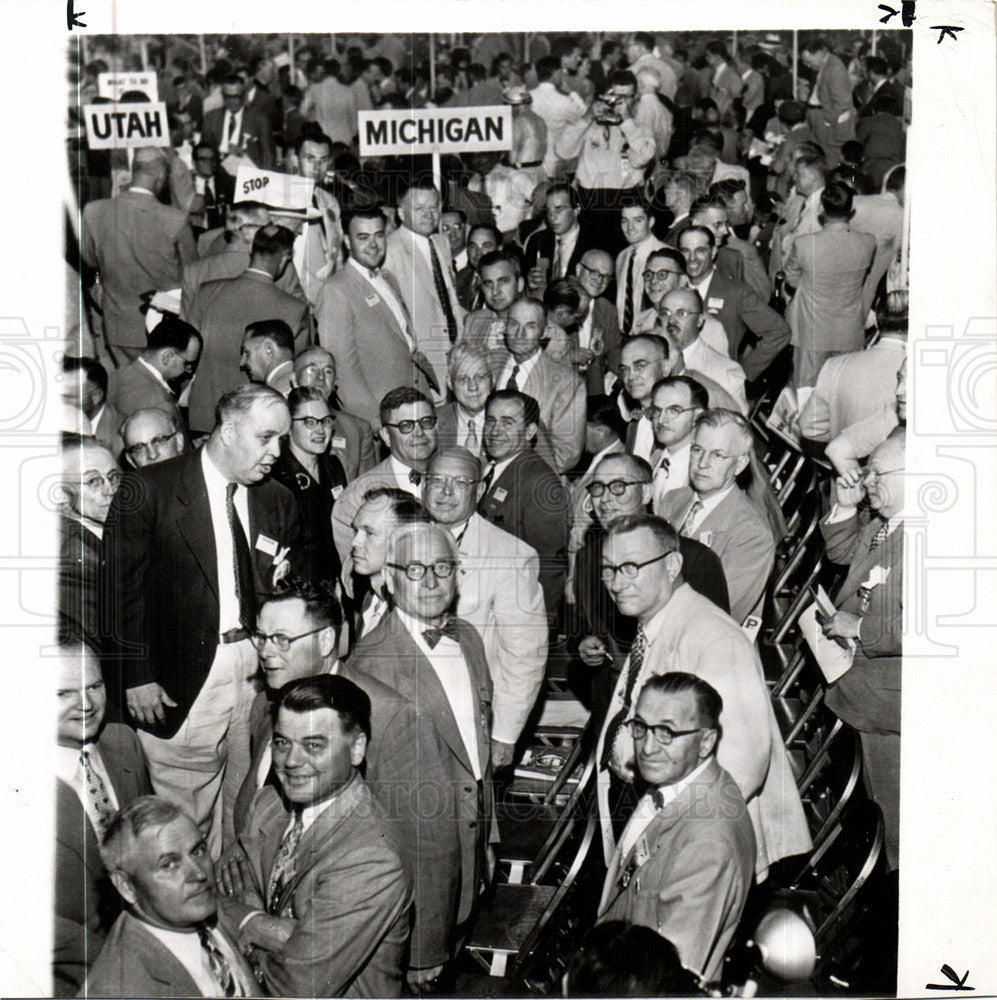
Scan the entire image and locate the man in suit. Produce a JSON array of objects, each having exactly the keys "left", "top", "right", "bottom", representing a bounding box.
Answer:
[
  {"left": 239, "top": 319, "right": 296, "bottom": 396},
  {"left": 820, "top": 432, "right": 905, "bottom": 872},
  {"left": 457, "top": 223, "right": 501, "bottom": 311},
  {"left": 99, "top": 384, "right": 300, "bottom": 857},
  {"left": 460, "top": 248, "right": 526, "bottom": 367},
  {"left": 493, "top": 297, "right": 586, "bottom": 472},
  {"left": 290, "top": 347, "right": 376, "bottom": 480},
  {"left": 317, "top": 204, "right": 438, "bottom": 429},
  {"left": 647, "top": 374, "right": 710, "bottom": 510},
  {"left": 857, "top": 55, "right": 904, "bottom": 118},
  {"left": 346, "top": 523, "right": 494, "bottom": 990},
  {"left": 436, "top": 341, "right": 496, "bottom": 464},
  {"left": 58, "top": 437, "right": 120, "bottom": 651},
  {"left": 850, "top": 168, "right": 905, "bottom": 315},
  {"left": 186, "top": 225, "right": 312, "bottom": 434},
  {"left": 801, "top": 35, "right": 857, "bottom": 167},
  {"left": 52, "top": 643, "right": 151, "bottom": 997},
  {"left": 679, "top": 226, "right": 790, "bottom": 382},
  {"left": 690, "top": 195, "right": 768, "bottom": 302},
  {"left": 659, "top": 288, "right": 748, "bottom": 413},
  {"left": 598, "top": 672, "right": 755, "bottom": 983},
  {"left": 615, "top": 196, "right": 666, "bottom": 337},
  {"left": 85, "top": 797, "right": 258, "bottom": 998},
  {"left": 222, "top": 675, "right": 411, "bottom": 997},
  {"left": 573, "top": 249, "right": 623, "bottom": 393},
  {"left": 61, "top": 356, "right": 124, "bottom": 456},
  {"left": 122, "top": 409, "right": 186, "bottom": 470},
  {"left": 659, "top": 408, "right": 776, "bottom": 624},
  {"left": 108, "top": 316, "right": 201, "bottom": 421},
  {"left": 187, "top": 145, "right": 236, "bottom": 235},
  {"left": 245, "top": 54, "right": 282, "bottom": 139},
  {"left": 617, "top": 333, "right": 672, "bottom": 461},
  {"left": 704, "top": 40, "right": 743, "bottom": 117},
  {"left": 595, "top": 514, "right": 810, "bottom": 878},
  {"left": 422, "top": 446, "right": 548, "bottom": 763},
  {"left": 81, "top": 147, "right": 197, "bottom": 362},
  {"left": 480, "top": 389, "right": 570, "bottom": 624},
  {"left": 331, "top": 386, "right": 439, "bottom": 563},
  {"left": 784, "top": 181, "right": 876, "bottom": 388},
  {"left": 384, "top": 178, "right": 466, "bottom": 387},
  {"left": 200, "top": 73, "right": 276, "bottom": 169},
  {"left": 524, "top": 183, "right": 598, "bottom": 296}
]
